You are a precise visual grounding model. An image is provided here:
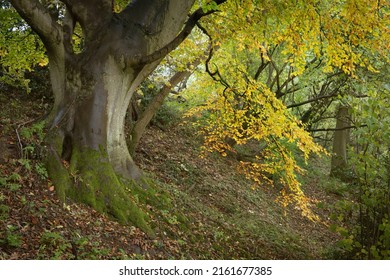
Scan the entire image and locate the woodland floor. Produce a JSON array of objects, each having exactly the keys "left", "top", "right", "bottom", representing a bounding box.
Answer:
[{"left": 0, "top": 88, "right": 342, "bottom": 259}]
